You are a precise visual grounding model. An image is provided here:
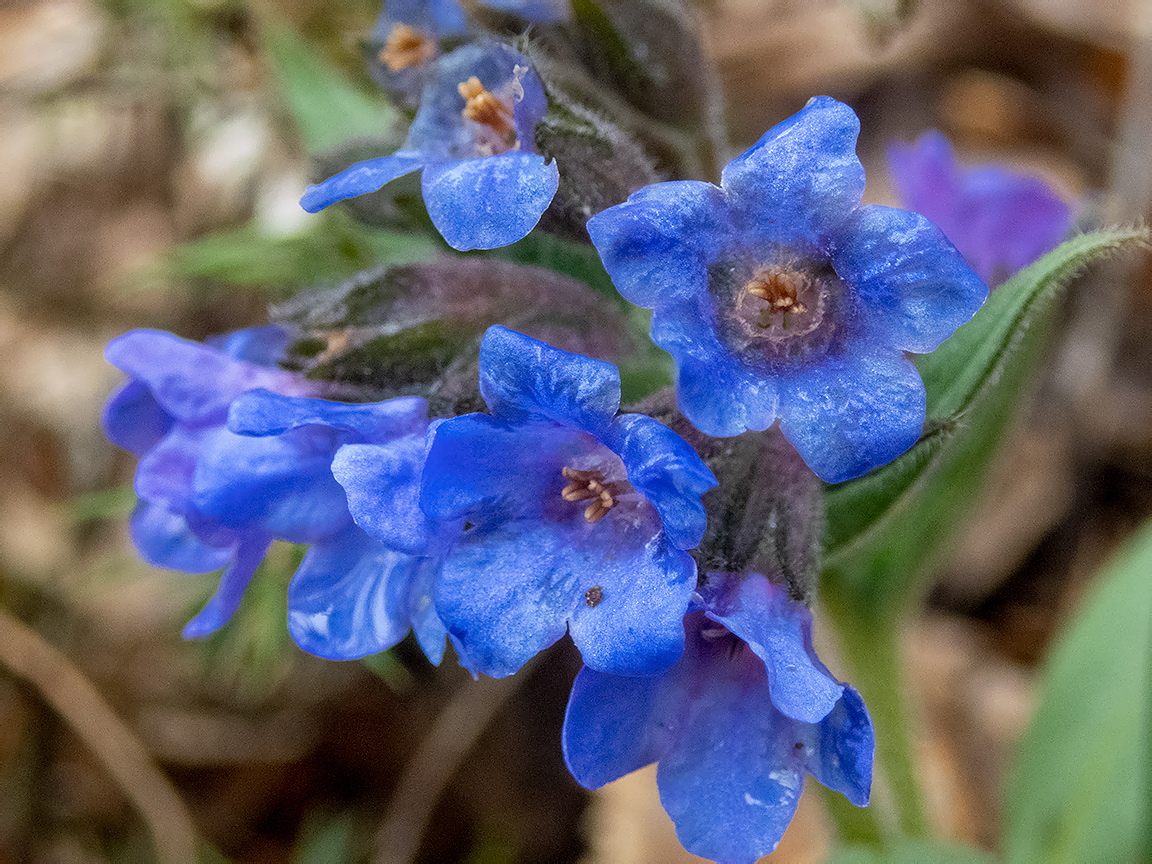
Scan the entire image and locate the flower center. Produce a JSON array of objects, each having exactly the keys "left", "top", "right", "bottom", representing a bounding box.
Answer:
[
  {"left": 379, "top": 24, "right": 435, "bottom": 72},
  {"left": 560, "top": 466, "right": 633, "bottom": 524},
  {"left": 745, "top": 266, "right": 808, "bottom": 319},
  {"left": 458, "top": 76, "right": 518, "bottom": 152},
  {"left": 712, "top": 253, "right": 845, "bottom": 365},
  {"left": 739, "top": 264, "right": 823, "bottom": 337}
]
